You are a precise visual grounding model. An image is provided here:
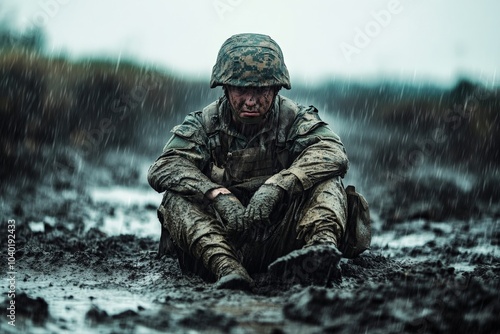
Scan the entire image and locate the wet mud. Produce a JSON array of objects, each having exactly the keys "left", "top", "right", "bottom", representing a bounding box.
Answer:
[{"left": 1, "top": 151, "right": 499, "bottom": 334}]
